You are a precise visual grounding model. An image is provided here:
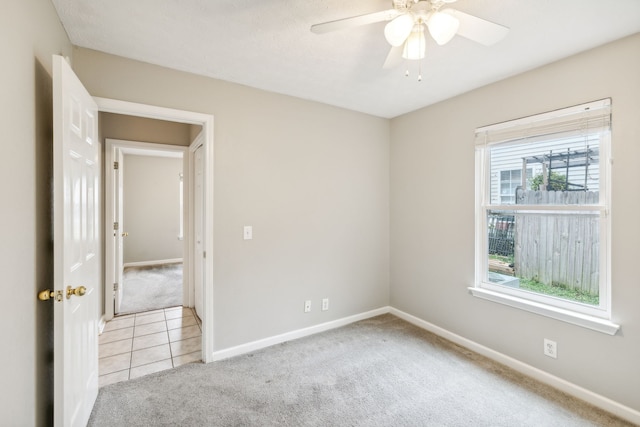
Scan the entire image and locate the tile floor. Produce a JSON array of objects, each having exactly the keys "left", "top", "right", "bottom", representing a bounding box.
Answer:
[{"left": 99, "top": 306, "right": 202, "bottom": 387}]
